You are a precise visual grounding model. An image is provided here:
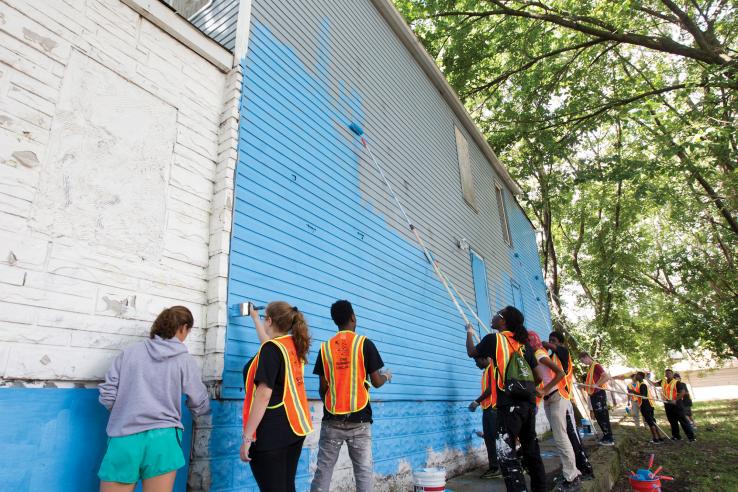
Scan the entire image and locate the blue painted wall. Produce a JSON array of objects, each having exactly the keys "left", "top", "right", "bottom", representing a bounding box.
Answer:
[
  {"left": 0, "top": 388, "right": 192, "bottom": 492},
  {"left": 505, "top": 193, "right": 553, "bottom": 338},
  {"left": 213, "top": 3, "right": 553, "bottom": 489},
  {"left": 205, "top": 399, "right": 484, "bottom": 491}
]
